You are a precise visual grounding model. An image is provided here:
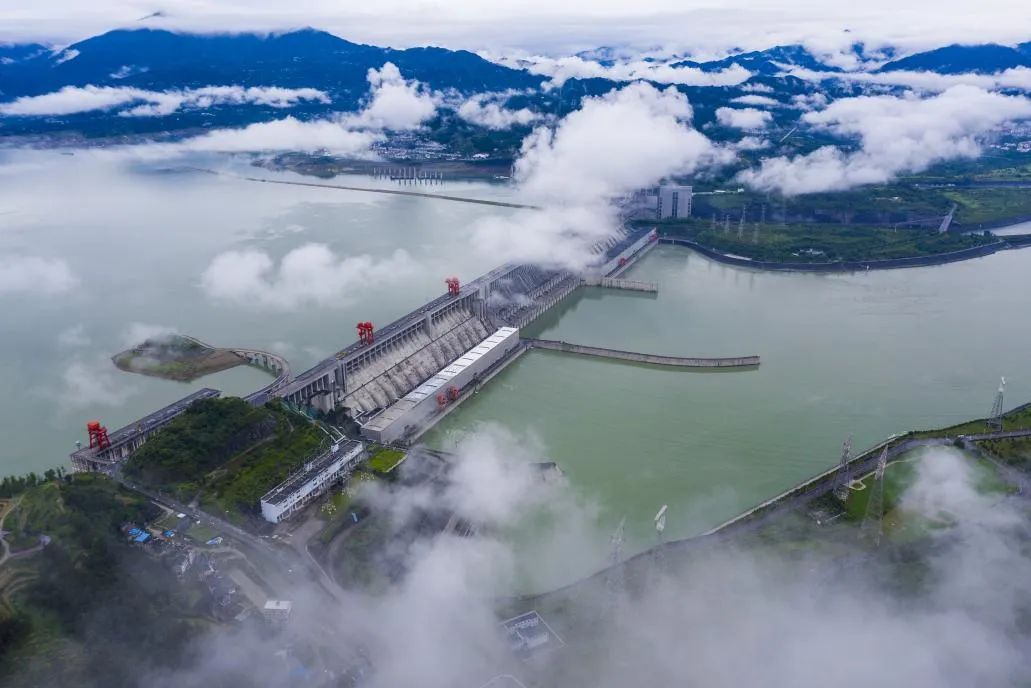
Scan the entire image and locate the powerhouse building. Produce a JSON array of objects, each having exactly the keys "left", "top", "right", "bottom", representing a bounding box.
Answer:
[
  {"left": 657, "top": 184, "right": 693, "bottom": 219},
  {"left": 260, "top": 440, "right": 365, "bottom": 523},
  {"left": 361, "top": 327, "right": 520, "bottom": 444}
]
